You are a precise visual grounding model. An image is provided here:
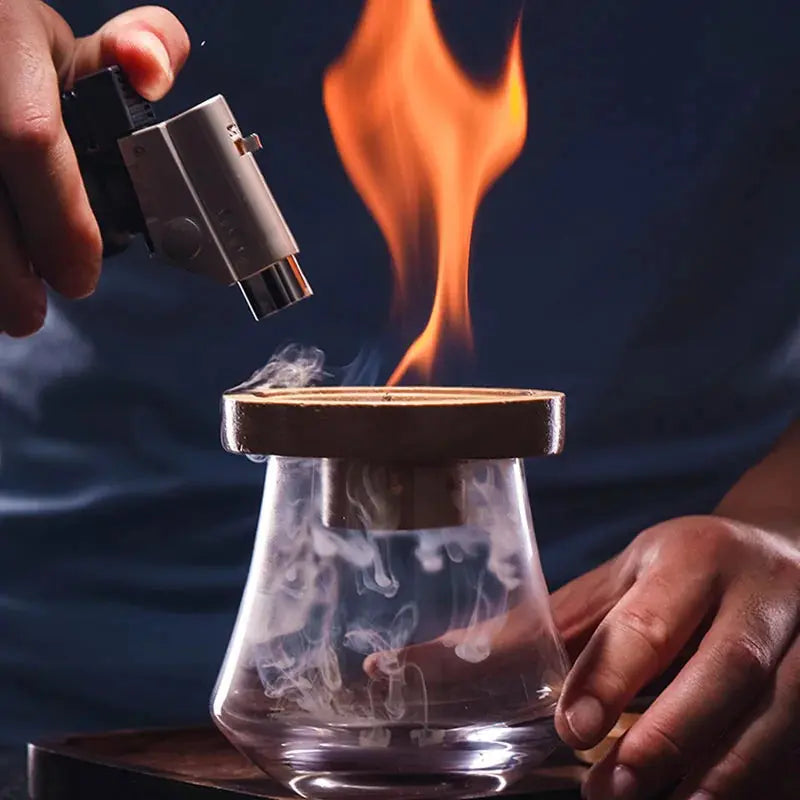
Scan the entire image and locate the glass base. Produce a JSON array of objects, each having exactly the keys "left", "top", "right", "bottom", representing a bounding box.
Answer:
[
  {"left": 219, "top": 717, "right": 559, "bottom": 800},
  {"left": 287, "top": 770, "right": 507, "bottom": 799}
]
